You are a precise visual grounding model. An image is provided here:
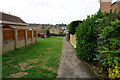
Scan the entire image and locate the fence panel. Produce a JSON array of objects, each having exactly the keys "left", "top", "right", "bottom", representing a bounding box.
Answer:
[
  {"left": 3, "top": 28, "right": 14, "bottom": 41},
  {"left": 27, "top": 30, "right": 32, "bottom": 38},
  {"left": 70, "top": 34, "right": 76, "bottom": 48},
  {"left": 18, "top": 29, "right": 25, "bottom": 40},
  {"left": 33, "top": 30, "right": 36, "bottom": 37}
]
